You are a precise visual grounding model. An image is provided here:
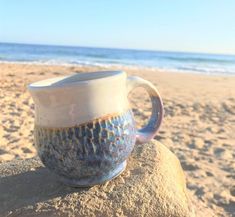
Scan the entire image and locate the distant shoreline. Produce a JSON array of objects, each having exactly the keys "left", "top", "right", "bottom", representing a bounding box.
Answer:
[
  {"left": 1, "top": 42, "right": 235, "bottom": 76},
  {"left": 0, "top": 60, "right": 234, "bottom": 77}
]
